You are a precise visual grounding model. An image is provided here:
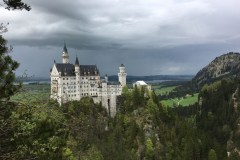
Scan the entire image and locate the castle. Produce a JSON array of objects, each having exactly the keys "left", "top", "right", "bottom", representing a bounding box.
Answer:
[{"left": 50, "top": 43, "right": 127, "bottom": 117}]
